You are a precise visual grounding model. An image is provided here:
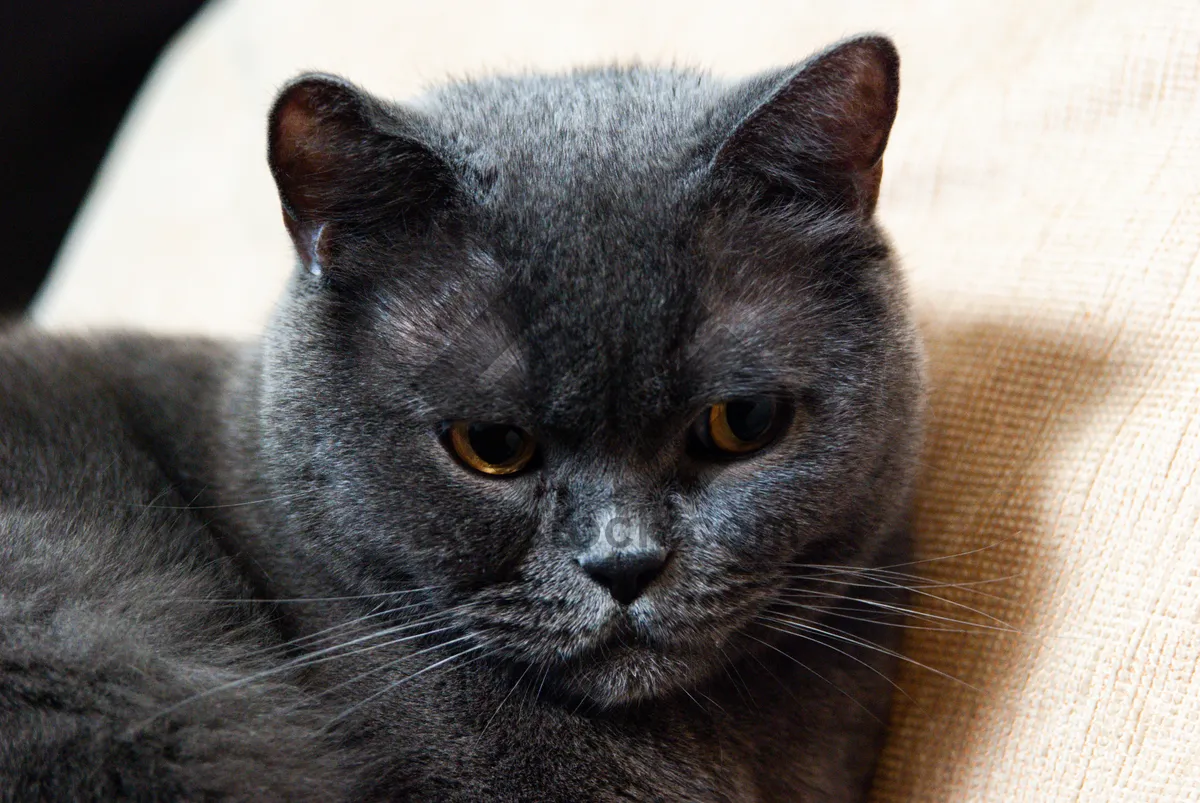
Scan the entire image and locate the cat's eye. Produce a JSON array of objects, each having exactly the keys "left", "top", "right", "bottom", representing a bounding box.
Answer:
[
  {"left": 691, "top": 397, "right": 788, "bottom": 458},
  {"left": 444, "top": 420, "right": 537, "bottom": 476}
]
